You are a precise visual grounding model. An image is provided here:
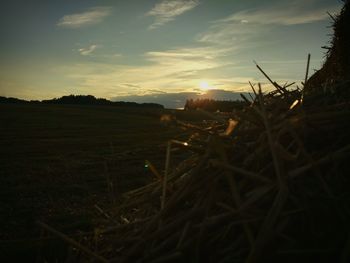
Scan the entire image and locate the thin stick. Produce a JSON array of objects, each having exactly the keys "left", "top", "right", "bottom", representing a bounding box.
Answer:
[
  {"left": 210, "top": 160, "right": 271, "bottom": 184},
  {"left": 248, "top": 93, "right": 255, "bottom": 102},
  {"left": 289, "top": 143, "right": 350, "bottom": 178},
  {"left": 257, "top": 84, "right": 283, "bottom": 186},
  {"left": 327, "top": 11, "right": 336, "bottom": 22},
  {"left": 145, "top": 160, "right": 162, "bottom": 181},
  {"left": 285, "top": 82, "right": 295, "bottom": 88},
  {"left": 304, "top": 53, "right": 311, "bottom": 86},
  {"left": 241, "top": 93, "right": 252, "bottom": 104},
  {"left": 36, "top": 221, "right": 108, "bottom": 263},
  {"left": 254, "top": 61, "right": 284, "bottom": 94},
  {"left": 94, "top": 204, "right": 111, "bottom": 219},
  {"left": 176, "top": 221, "right": 191, "bottom": 249},
  {"left": 249, "top": 81, "right": 258, "bottom": 97},
  {"left": 161, "top": 141, "right": 171, "bottom": 210}
]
